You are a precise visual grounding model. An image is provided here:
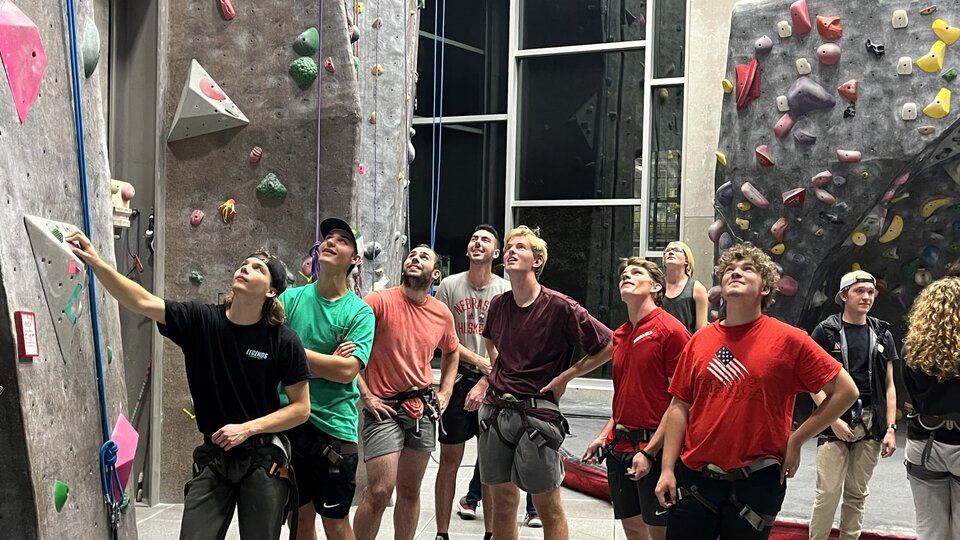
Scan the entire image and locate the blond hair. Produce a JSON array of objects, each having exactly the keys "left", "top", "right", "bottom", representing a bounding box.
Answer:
[
  {"left": 904, "top": 277, "right": 960, "bottom": 381},
  {"left": 713, "top": 242, "right": 780, "bottom": 309},
  {"left": 505, "top": 226, "right": 548, "bottom": 277},
  {"left": 666, "top": 241, "right": 696, "bottom": 276},
  {"left": 224, "top": 292, "right": 287, "bottom": 325},
  {"left": 618, "top": 257, "right": 666, "bottom": 306}
]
